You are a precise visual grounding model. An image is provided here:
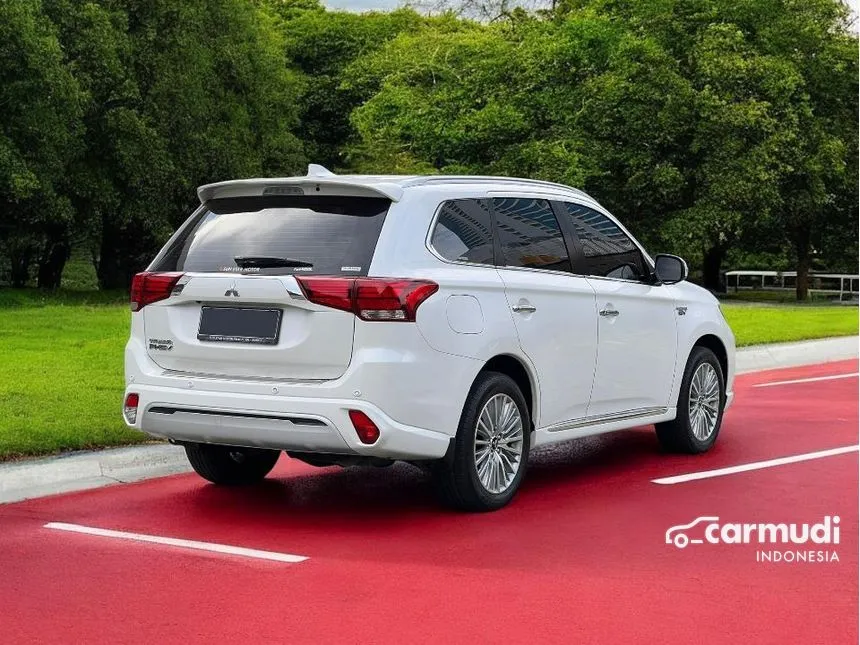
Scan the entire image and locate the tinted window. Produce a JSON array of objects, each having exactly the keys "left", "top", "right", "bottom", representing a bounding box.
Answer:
[
  {"left": 152, "top": 195, "right": 389, "bottom": 276},
  {"left": 430, "top": 199, "right": 494, "bottom": 264},
  {"left": 493, "top": 198, "right": 571, "bottom": 272},
  {"left": 559, "top": 202, "right": 646, "bottom": 279}
]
